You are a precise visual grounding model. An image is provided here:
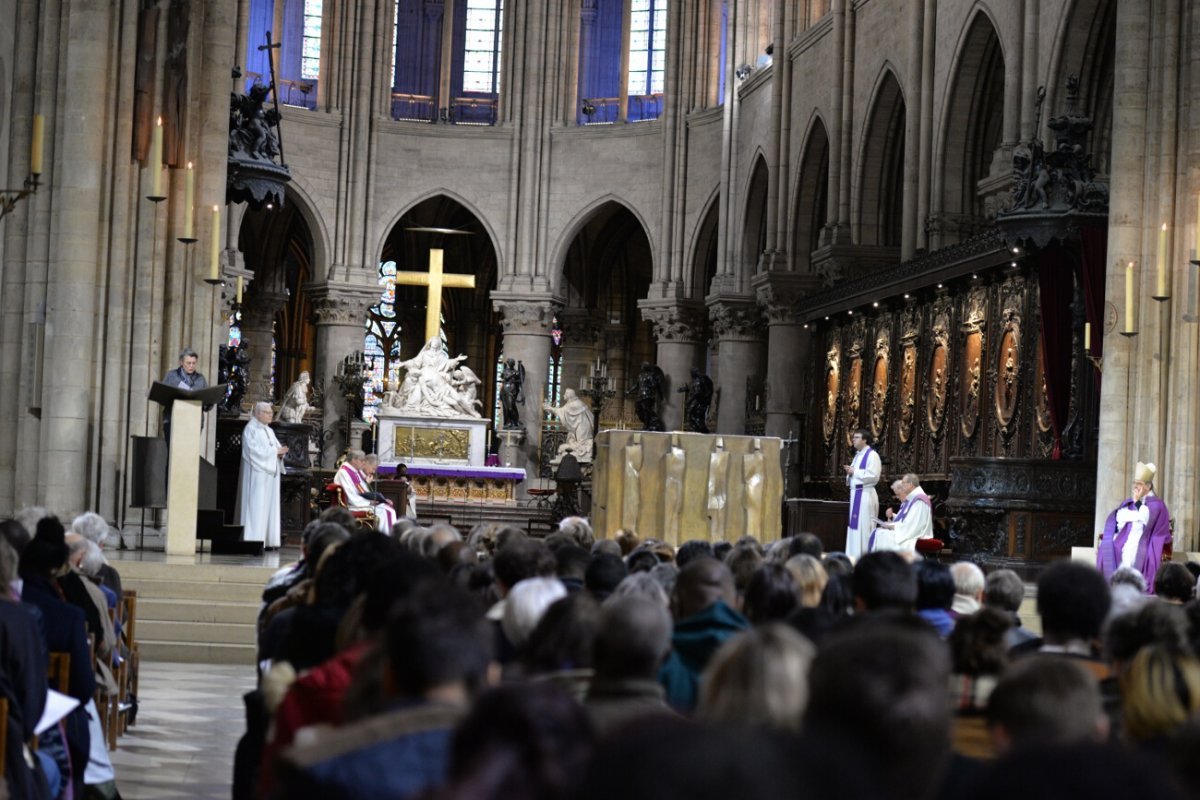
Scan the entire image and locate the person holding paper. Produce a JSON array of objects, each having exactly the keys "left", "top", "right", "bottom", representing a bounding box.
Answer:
[
  {"left": 869, "top": 473, "right": 934, "bottom": 554},
  {"left": 161, "top": 347, "right": 211, "bottom": 437},
  {"left": 334, "top": 450, "right": 397, "bottom": 532},
  {"left": 842, "top": 429, "right": 881, "bottom": 560}
]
